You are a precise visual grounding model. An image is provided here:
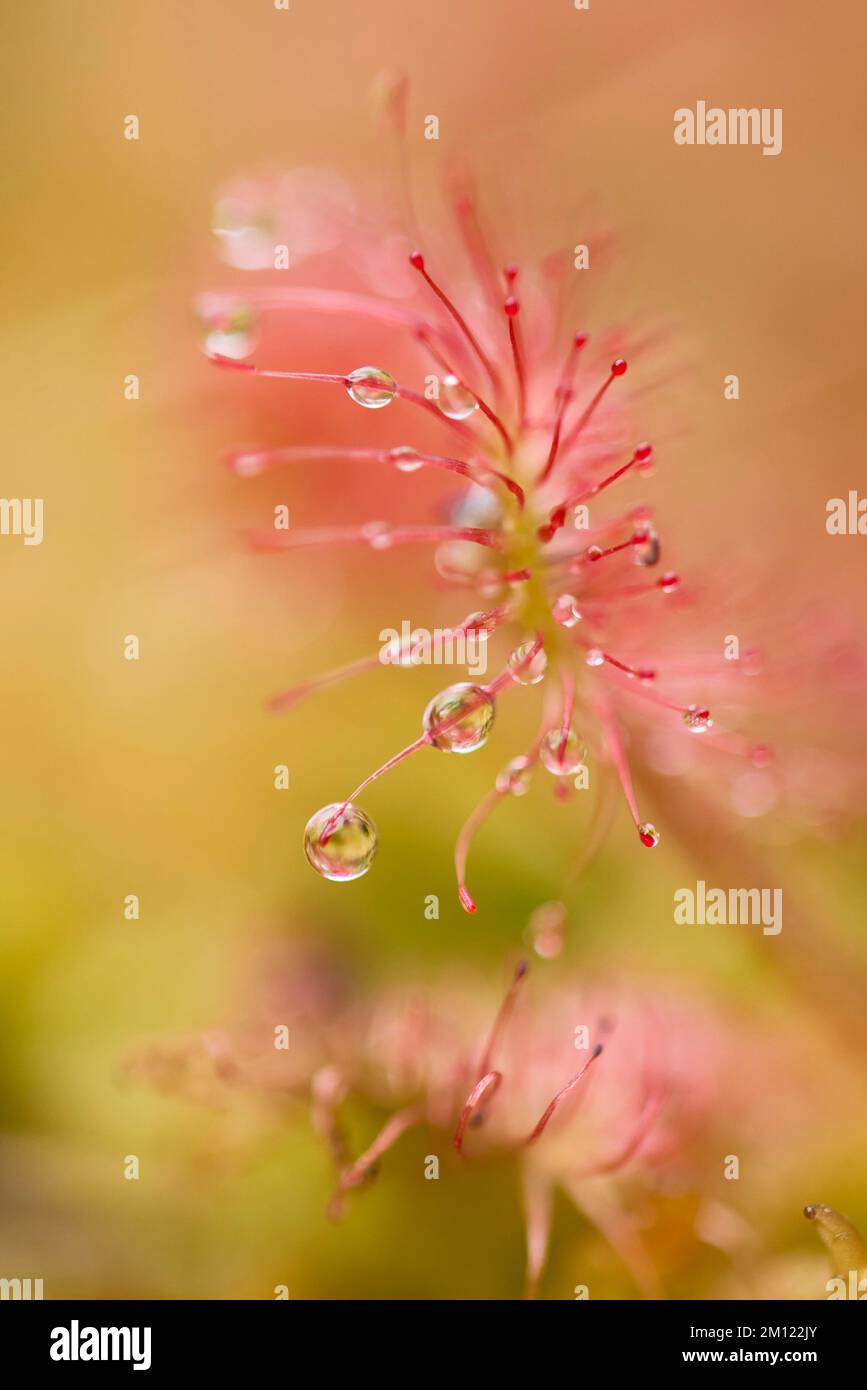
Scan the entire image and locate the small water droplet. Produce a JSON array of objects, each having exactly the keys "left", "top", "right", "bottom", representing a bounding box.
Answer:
[
  {"left": 527, "top": 900, "right": 567, "bottom": 959},
  {"left": 683, "top": 705, "right": 713, "bottom": 733},
  {"left": 423, "top": 682, "right": 495, "bottom": 753},
  {"left": 438, "top": 374, "right": 477, "bottom": 420},
  {"left": 552, "top": 593, "right": 582, "bottom": 628},
  {"left": 540, "top": 728, "right": 587, "bottom": 775},
  {"left": 585, "top": 545, "right": 604, "bottom": 563},
  {"left": 508, "top": 640, "right": 547, "bottom": 685},
  {"left": 304, "top": 803, "right": 377, "bottom": 881},
  {"left": 229, "top": 450, "right": 269, "bottom": 478},
  {"left": 633, "top": 521, "right": 660, "bottom": 567},
  {"left": 659, "top": 571, "right": 680, "bottom": 593},
  {"left": 586, "top": 649, "right": 605, "bottom": 668},
  {"left": 346, "top": 366, "right": 397, "bottom": 409},
  {"left": 361, "top": 520, "right": 392, "bottom": 549},
  {"left": 389, "top": 445, "right": 423, "bottom": 473},
  {"left": 496, "top": 755, "right": 532, "bottom": 796},
  {"left": 638, "top": 822, "right": 660, "bottom": 847}
]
